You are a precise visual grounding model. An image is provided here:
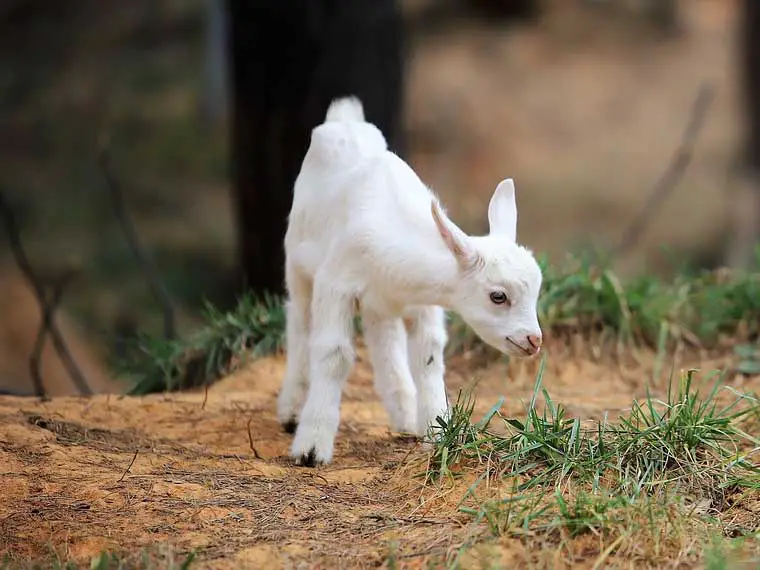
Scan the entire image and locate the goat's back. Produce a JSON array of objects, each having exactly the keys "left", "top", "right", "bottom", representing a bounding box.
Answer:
[
  {"left": 285, "top": 97, "right": 442, "bottom": 283},
  {"left": 286, "top": 101, "right": 388, "bottom": 252}
]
